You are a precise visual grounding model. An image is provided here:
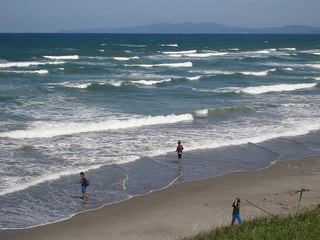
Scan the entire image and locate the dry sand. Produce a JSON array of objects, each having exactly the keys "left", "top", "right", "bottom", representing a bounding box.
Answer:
[{"left": 3, "top": 155, "right": 320, "bottom": 240}]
